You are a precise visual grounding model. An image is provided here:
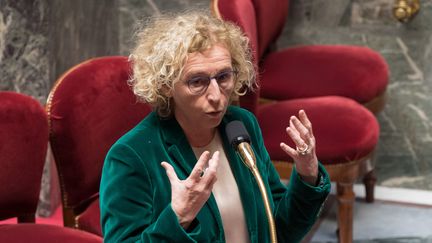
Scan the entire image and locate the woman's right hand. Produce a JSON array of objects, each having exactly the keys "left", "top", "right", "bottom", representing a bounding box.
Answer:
[{"left": 161, "top": 151, "right": 219, "bottom": 229}]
